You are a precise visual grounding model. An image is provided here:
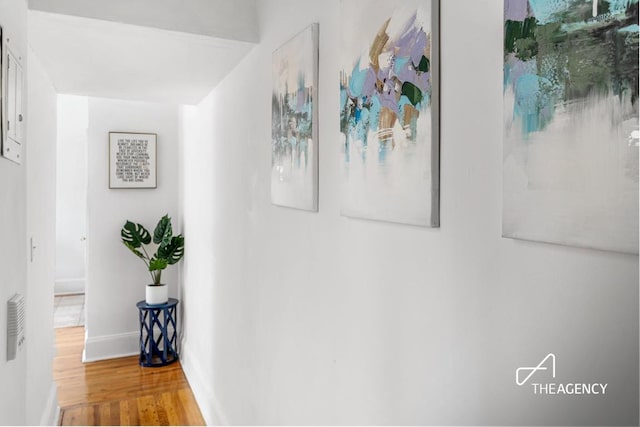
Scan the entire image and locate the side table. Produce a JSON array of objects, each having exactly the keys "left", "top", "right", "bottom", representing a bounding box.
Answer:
[{"left": 136, "top": 298, "right": 179, "bottom": 367}]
